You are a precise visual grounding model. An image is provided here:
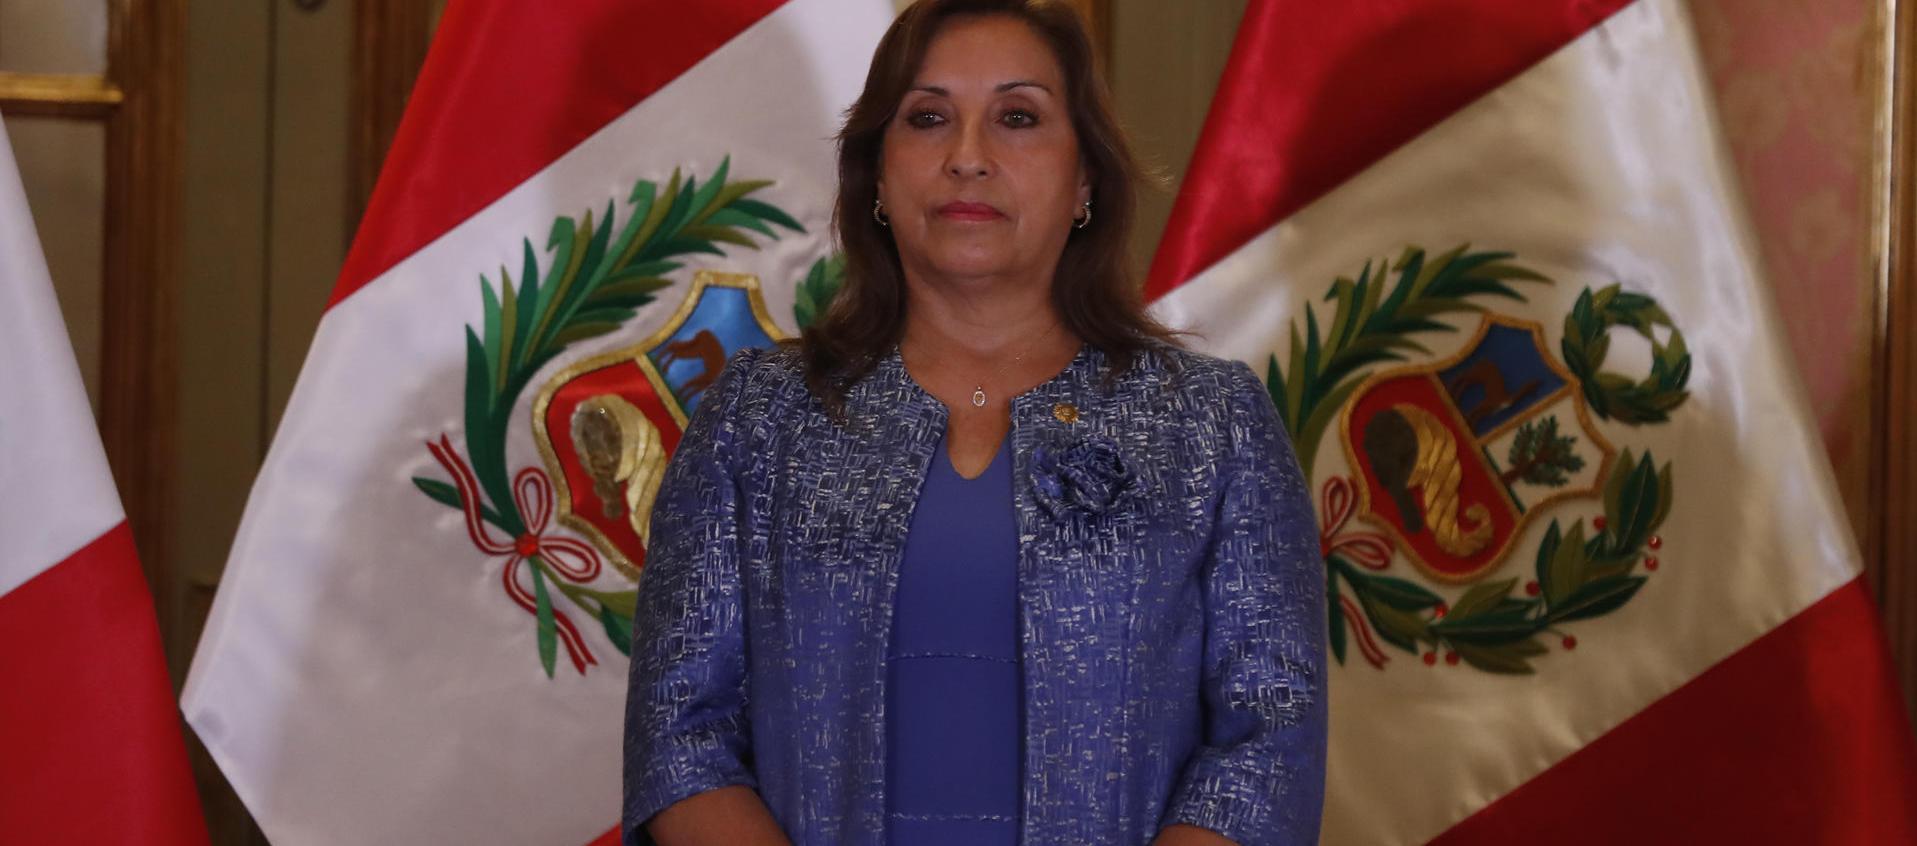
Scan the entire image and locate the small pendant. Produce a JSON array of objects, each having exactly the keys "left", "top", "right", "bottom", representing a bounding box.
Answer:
[{"left": 971, "top": 387, "right": 987, "bottom": 408}]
